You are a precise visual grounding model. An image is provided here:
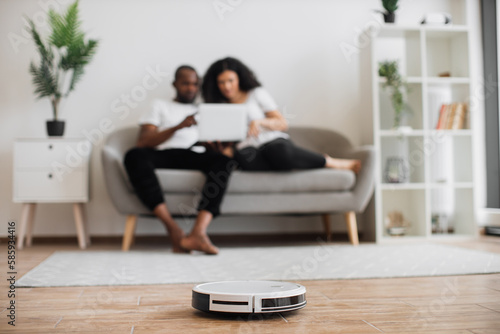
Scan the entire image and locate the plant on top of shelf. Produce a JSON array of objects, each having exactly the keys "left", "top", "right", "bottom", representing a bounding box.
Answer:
[
  {"left": 27, "top": 0, "right": 99, "bottom": 136},
  {"left": 378, "top": 0, "right": 399, "bottom": 23},
  {"left": 378, "top": 60, "right": 411, "bottom": 129}
]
